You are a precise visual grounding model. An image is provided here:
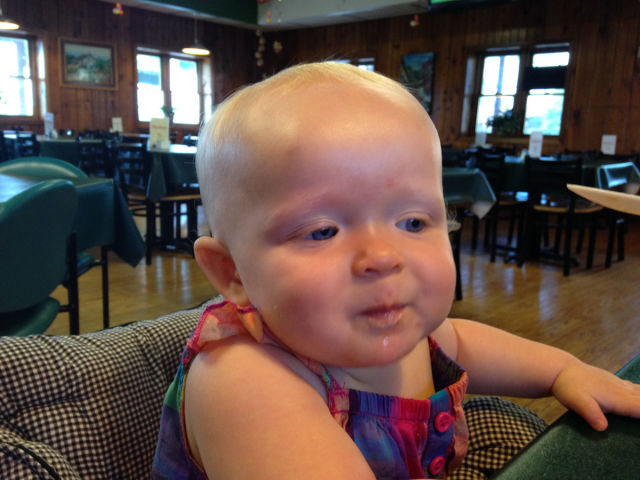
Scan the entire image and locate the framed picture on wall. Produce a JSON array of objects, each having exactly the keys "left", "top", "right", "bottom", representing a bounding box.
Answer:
[
  {"left": 60, "top": 40, "right": 117, "bottom": 89},
  {"left": 400, "top": 52, "right": 435, "bottom": 113}
]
